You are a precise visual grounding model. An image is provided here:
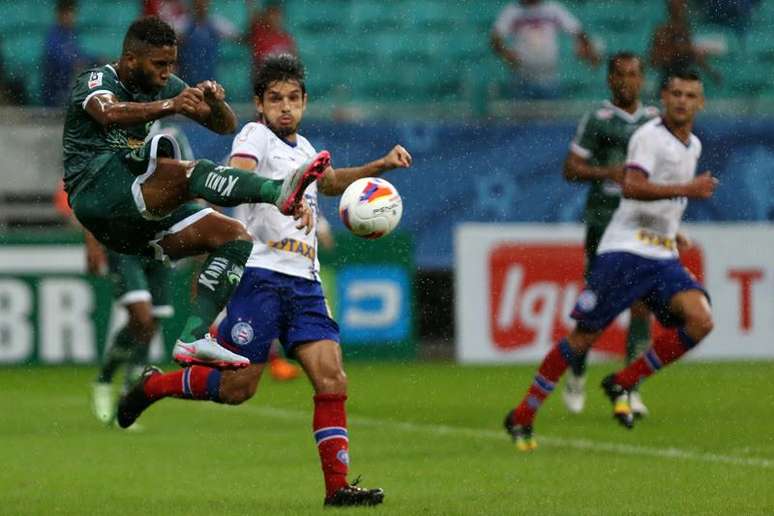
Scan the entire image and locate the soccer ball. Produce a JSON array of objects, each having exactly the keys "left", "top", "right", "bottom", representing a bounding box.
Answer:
[{"left": 338, "top": 177, "right": 403, "bottom": 239}]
